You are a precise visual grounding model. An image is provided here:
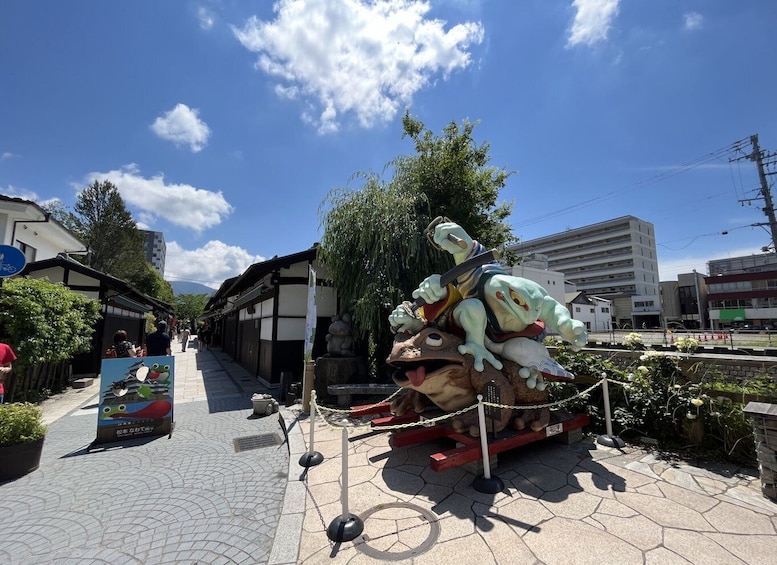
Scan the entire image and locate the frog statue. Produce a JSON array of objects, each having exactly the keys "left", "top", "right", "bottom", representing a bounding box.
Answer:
[
  {"left": 387, "top": 219, "right": 587, "bottom": 434},
  {"left": 387, "top": 327, "right": 550, "bottom": 436},
  {"left": 325, "top": 313, "right": 355, "bottom": 357}
]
